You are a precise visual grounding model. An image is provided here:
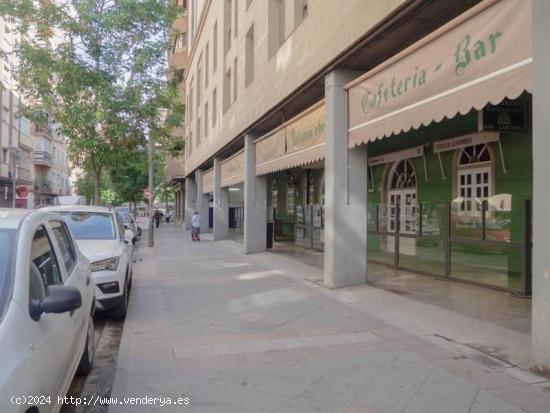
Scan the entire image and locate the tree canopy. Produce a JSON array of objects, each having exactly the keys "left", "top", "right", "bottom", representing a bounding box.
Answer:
[{"left": 1, "top": 0, "right": 185, "bottom": 205}]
